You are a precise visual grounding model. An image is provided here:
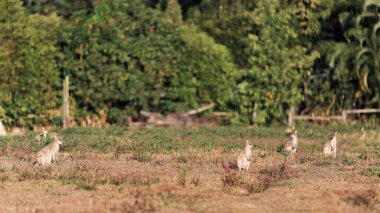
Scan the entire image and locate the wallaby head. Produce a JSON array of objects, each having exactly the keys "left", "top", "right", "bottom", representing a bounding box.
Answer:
[
  {"left": 53, "top": 133, "right": 64, "bottom": 145},
  {"left": 290, "top": 130, "right": 297, "bottom": 139},
  {"left": 330, "top": 131, "right": 337, "bottom": 139},
  {"left": 245, "top": 140, "right": 253, "bottom": 149}
]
